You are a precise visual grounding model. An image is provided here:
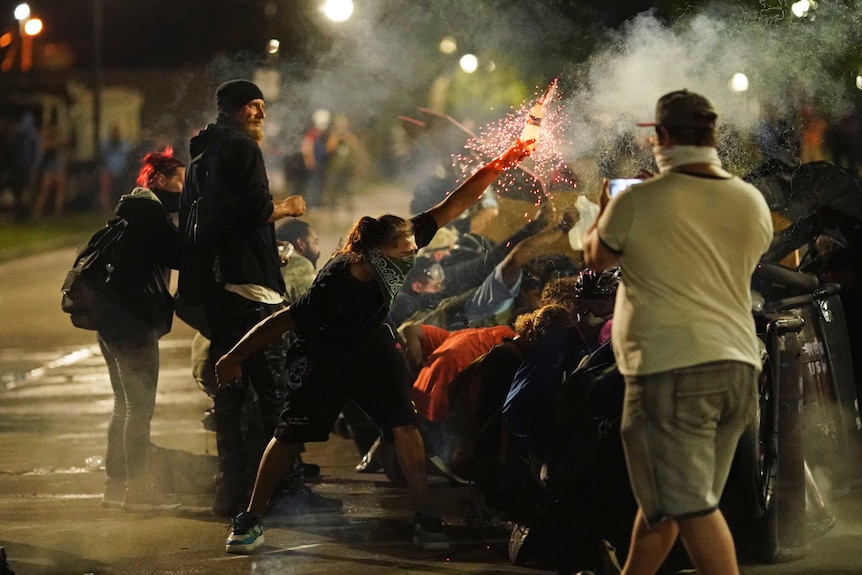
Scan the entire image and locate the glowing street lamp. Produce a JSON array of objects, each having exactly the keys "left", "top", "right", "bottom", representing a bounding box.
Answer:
[
  {"left": 459, "top": 53, "right": 478, "bottom": 74},
  {"left": 438, "top": 36, "right": 457, "bottom": 55},
  {"left": 730, "top": 72, "right": 749, "bottom": 92},
  {"left": 791, "top": 0, "right": 817, "bottom": 18},
  {"left": 20, "top": 17, "right": 41, "bottom": 71},
  {"left": 13, "top": 3, "right": 30, "bottom": 22},
  {"left": 14, "top": 3, "right": 41, "bottom": 71},
  {"left": 322, "top": 0, "right": 353, "bottom": 22}
]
